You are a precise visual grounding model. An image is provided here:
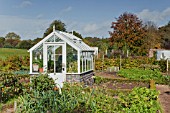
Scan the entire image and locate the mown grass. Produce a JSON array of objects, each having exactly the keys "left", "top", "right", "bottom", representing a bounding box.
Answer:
[{"left": 0, "top": 48, "right": 28, "bottom": 59}]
